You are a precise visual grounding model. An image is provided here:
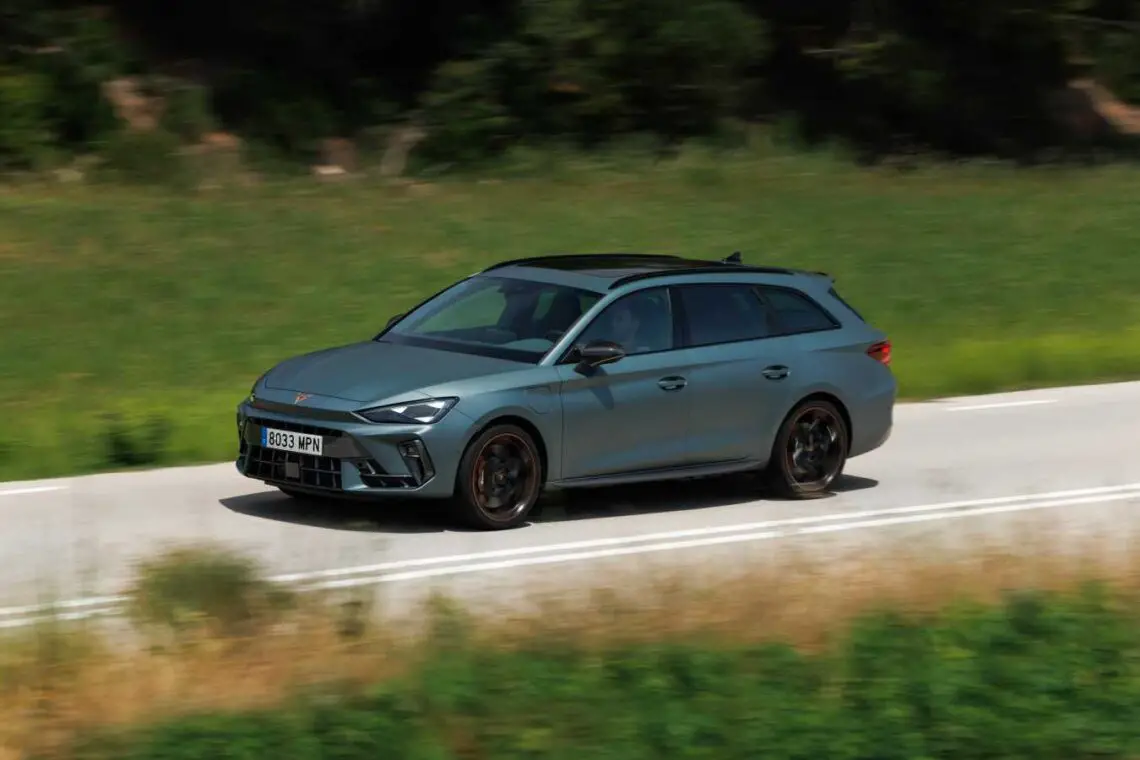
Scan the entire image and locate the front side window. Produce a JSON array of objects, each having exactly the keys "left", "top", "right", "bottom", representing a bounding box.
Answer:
[
  {"left": 572, "top": 287, "right": 675, "bottom": 356},
  {"left": 382, "top": 275, "right": 602, "bottom": 362}
]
